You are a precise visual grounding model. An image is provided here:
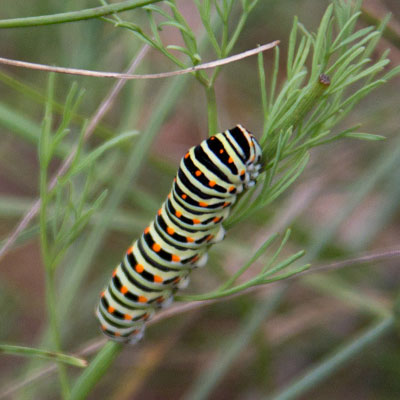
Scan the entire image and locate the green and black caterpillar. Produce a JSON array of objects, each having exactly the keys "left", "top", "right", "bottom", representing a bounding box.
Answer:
[{"left": 96, "top": 125, "right": 263, "bottom": 343}]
